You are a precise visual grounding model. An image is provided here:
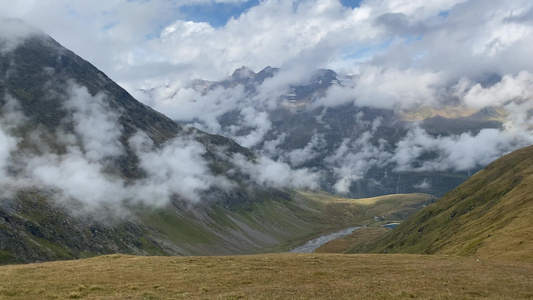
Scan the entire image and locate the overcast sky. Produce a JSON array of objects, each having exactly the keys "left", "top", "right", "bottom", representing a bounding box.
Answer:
[{"left": 1, "top": 0, "right": 531, "bottom": 99}]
